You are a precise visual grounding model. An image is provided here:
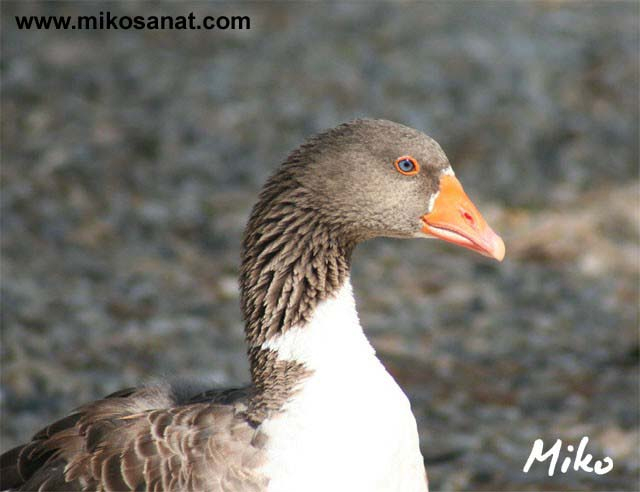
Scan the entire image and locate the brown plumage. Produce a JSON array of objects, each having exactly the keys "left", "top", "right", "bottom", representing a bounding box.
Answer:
[{"left": 1, "top": 385, "right": 268, "bottom": 491}]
